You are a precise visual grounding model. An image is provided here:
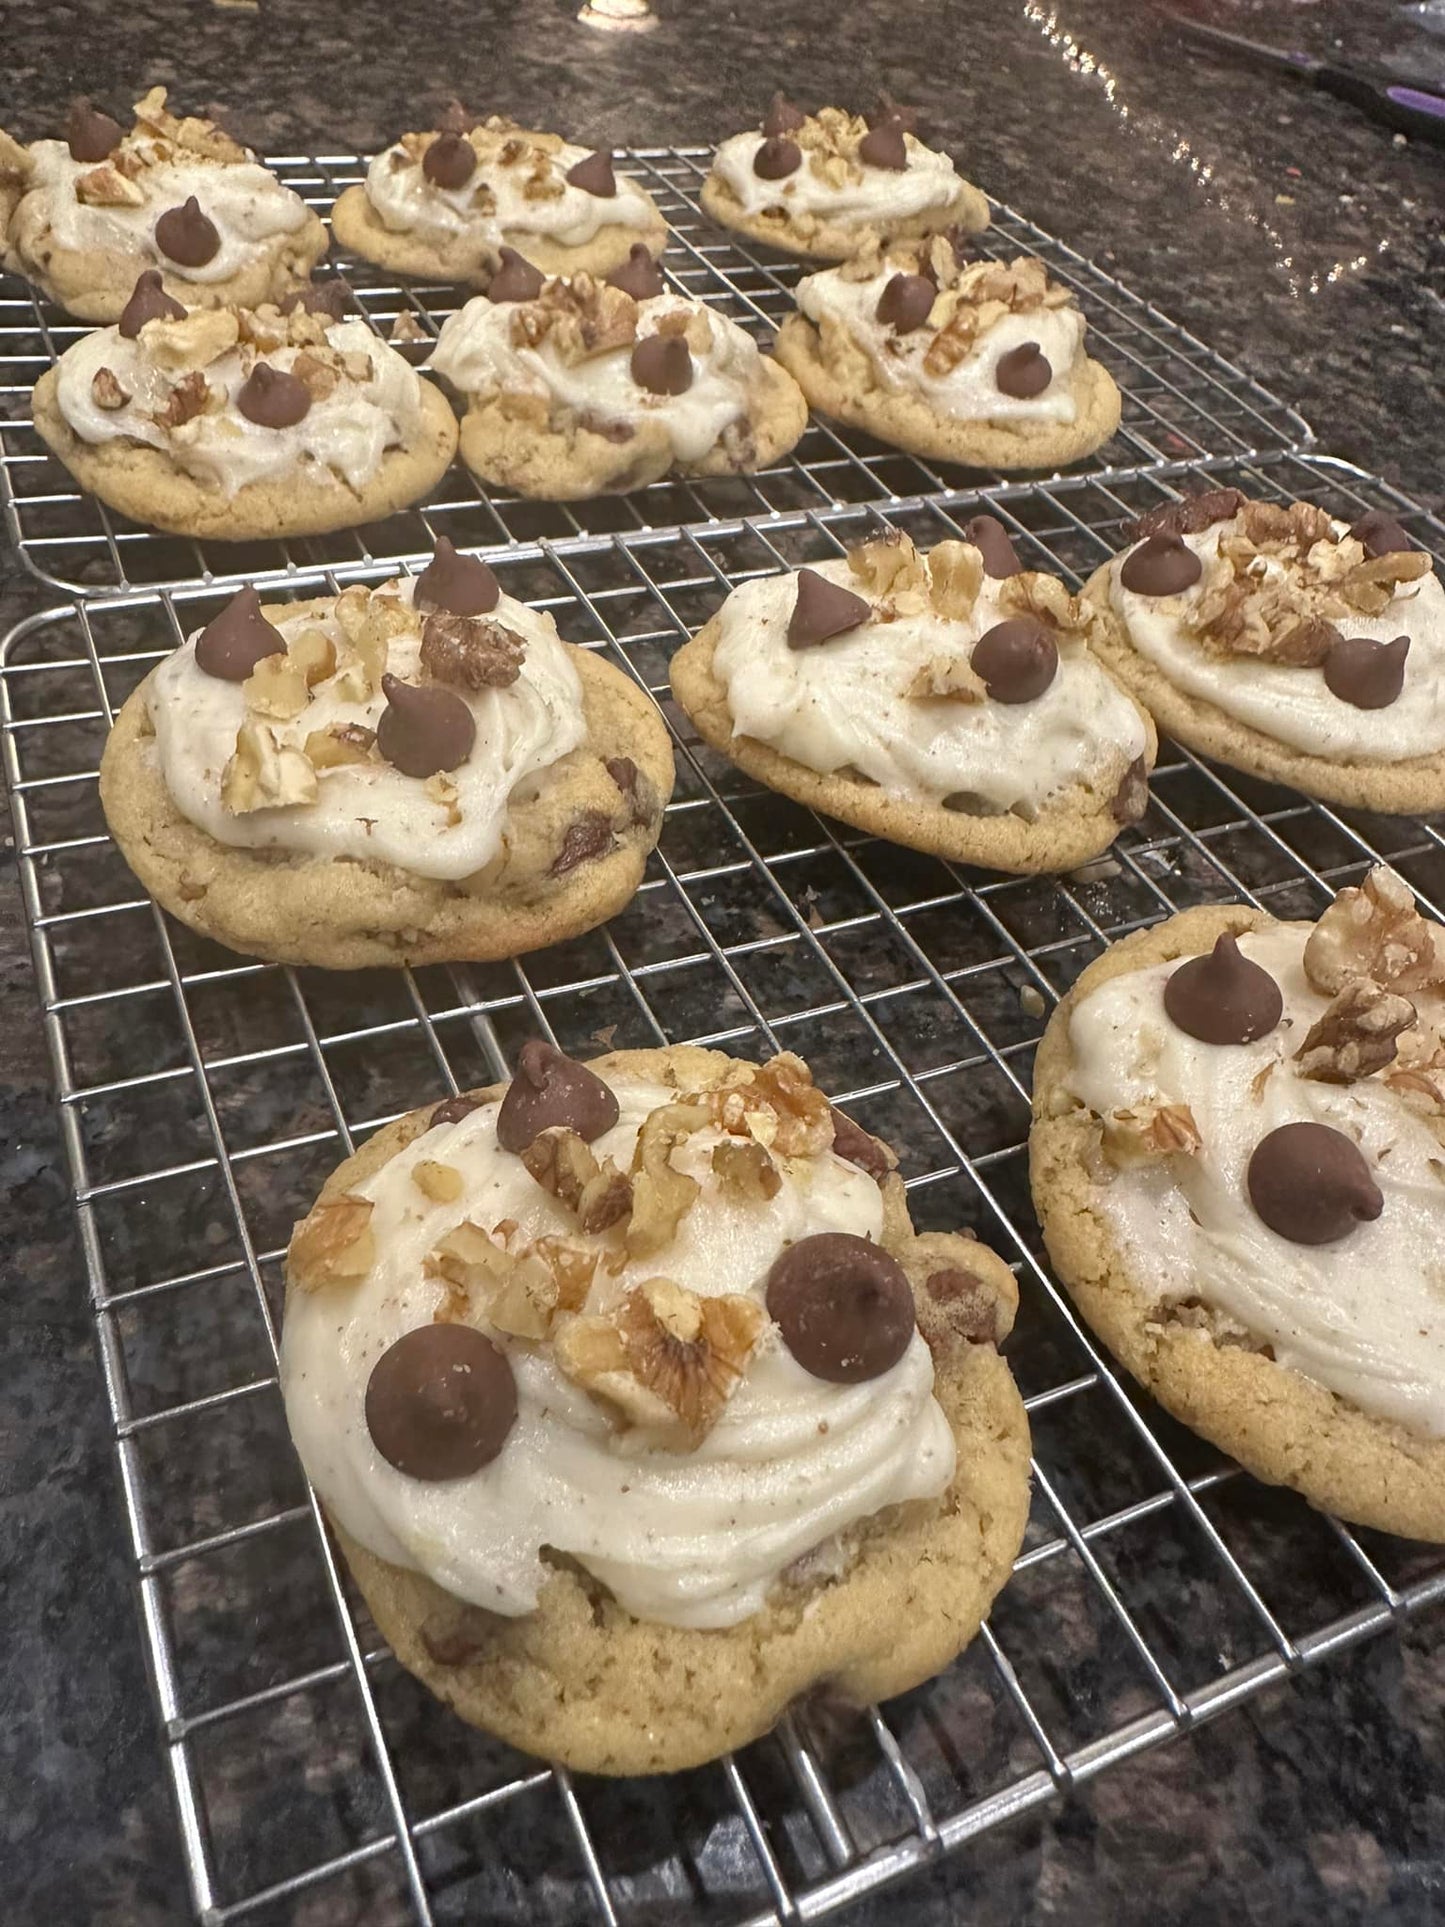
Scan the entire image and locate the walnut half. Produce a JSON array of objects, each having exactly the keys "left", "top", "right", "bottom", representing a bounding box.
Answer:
[
  {"left": 1101, "top": 1102, "right": 1202, "bottom": 1169},
  {"left": 289, "top": 1195, "right": 375, "bottom": 1290},
  {"left": 1295, "top": 979, "right": 1417, "bottom": 1084},
  {"left": 522, "top": 1127, "right": 633, "bottom": 1234},
  {"left": 1304, "top": 866, "right": 1445, "bottom": 999}
]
